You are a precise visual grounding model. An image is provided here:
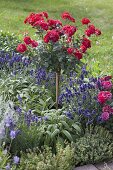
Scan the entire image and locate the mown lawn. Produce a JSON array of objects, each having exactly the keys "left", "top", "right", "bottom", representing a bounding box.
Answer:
[{"left": 0, "top": 0, "right": 113, "bottom": 74}]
